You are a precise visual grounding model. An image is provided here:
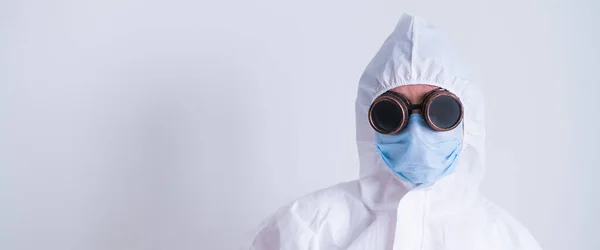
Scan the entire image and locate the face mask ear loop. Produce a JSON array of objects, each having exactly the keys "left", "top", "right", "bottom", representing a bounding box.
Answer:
[{"left": 461, "top": 123, "right": 466, "bottom": 151}]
